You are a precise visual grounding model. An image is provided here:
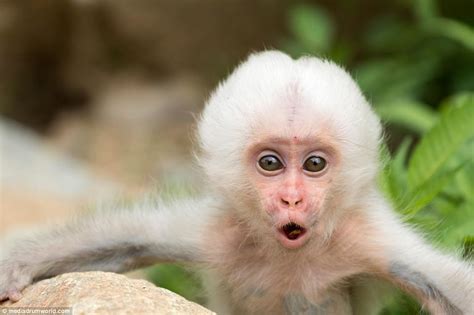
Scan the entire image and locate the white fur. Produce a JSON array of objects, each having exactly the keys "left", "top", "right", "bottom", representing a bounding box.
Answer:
[{"left": 198, "top": 51, "right": 381, "bottom": 210}]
